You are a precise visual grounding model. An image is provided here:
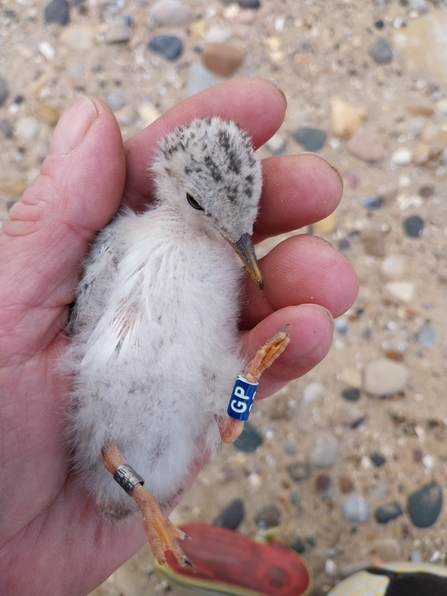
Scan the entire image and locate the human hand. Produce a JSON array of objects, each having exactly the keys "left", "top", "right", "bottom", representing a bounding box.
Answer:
[{"left": 0, "top": 79, "right": 358, "bottom": 596}]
